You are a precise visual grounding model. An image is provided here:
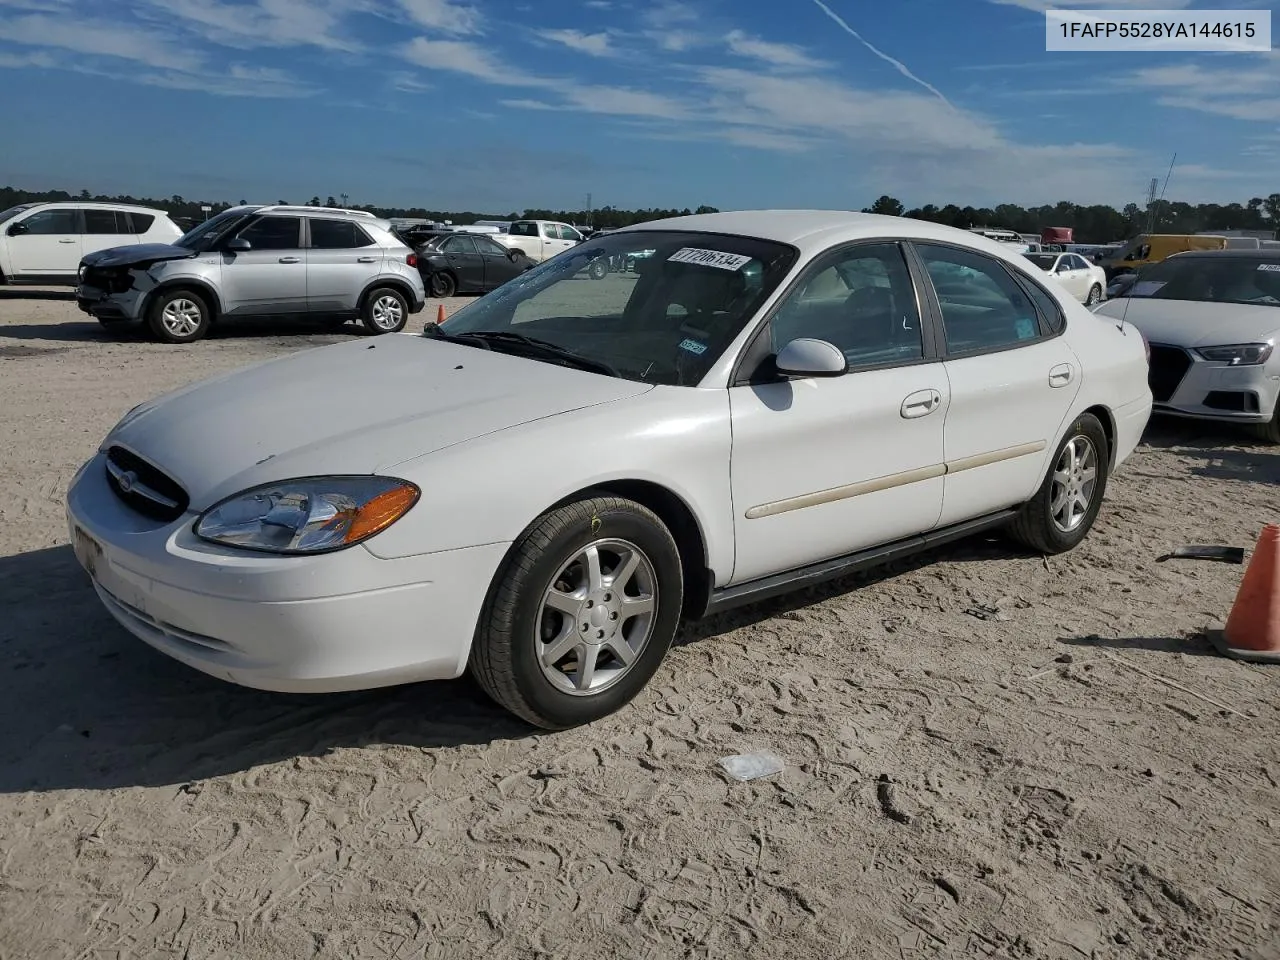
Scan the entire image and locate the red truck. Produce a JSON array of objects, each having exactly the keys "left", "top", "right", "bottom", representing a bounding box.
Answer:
[{"left": 1041, "top": 226, "right": 1073, "bottom": 246}]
